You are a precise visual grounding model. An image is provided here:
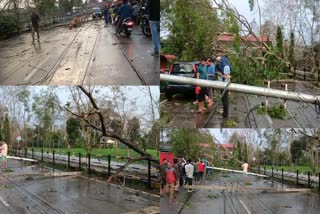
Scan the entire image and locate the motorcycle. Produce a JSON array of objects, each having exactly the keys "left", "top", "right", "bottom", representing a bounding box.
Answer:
[
  {"left": 115, "top": 16, "right": 134, "bottom": 37},
  {"left": 140, "top": 14, "right": 151, "bottom": 37}
]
